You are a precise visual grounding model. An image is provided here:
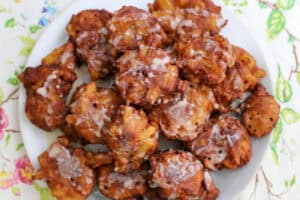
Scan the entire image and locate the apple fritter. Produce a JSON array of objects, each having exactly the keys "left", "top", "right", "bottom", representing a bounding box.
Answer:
[
  {"left": 107, "top": 6, "right": 168, "bottom": 52},
  {"left": 36, "top": 142, "right": 95, "bottom": 200},
  {"left": 150, "top": 83, "right": 215, "bottom": 142},
  {"left": 188, "top": 114, "right": 252, "bottom": 170},
  {"left": 19, "top": 65, "right": 76, "bottom": 131},
  {"left": 150, "top": 0, "right": 221, "bottom": 12},
  {"left": 242, "top": 84, "right": 280, "bottom": 137},
  {"left": 149, "top": 0, "right": 225, "bottom": 41},
  {"left": 106, "top": 105, "right": 159, "bottom": 173},
  {"left": 67, "top": 9, "right": 114, "bottom": 80},
  {"left": 98, "top": 166, "right": 148, "bottom": 200},
  {"left": 42, "top": 42, "right": 77, "bottom": 70},
  {"left": 150, "top": 150, "right": 219, "bottom": 200},
  {"left": 115, "top": 46, "right": 179, "bottom": 106},
  {"left": 67, "top": 9, "right": 112, "bottom": 41},
  {"left": 175, "top": 34, "right": 235, "bottom": 85},
  {"left": 175, "top": 35, "right": 235, "bottom": 85},
  {"left": 65, "top": 82, "right": 123, "bottom": 143},
  {"left": 213, "top": 46, "right": 266, "bottom": 111}
]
